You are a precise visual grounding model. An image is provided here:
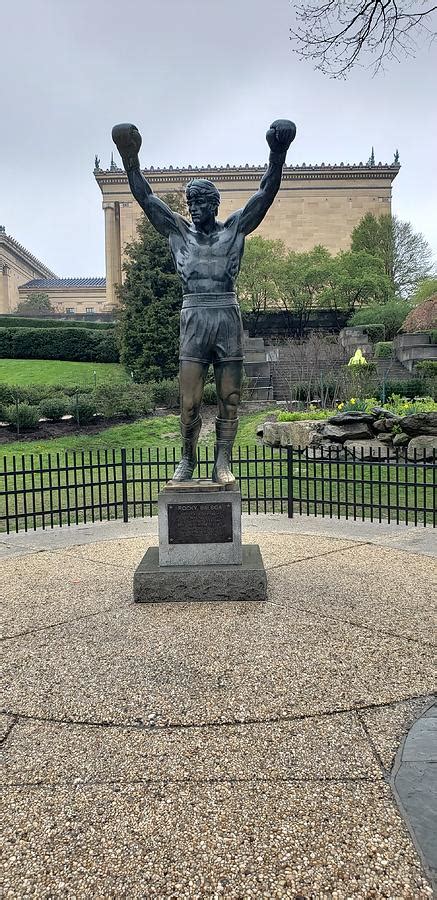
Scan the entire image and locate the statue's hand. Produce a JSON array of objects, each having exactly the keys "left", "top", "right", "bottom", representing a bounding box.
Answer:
[
  {"left": 112, "top": 123, "right": 142, "bottom": 162},
  {"left": 266, "top": 120, "right": 296, "bottom": 155}
]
